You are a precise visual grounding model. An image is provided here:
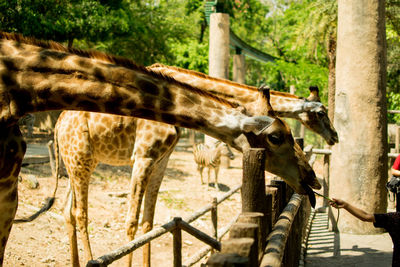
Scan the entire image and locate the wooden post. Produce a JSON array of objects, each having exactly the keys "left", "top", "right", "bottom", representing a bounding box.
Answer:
[
  {"left": 242, "top": 149, "right": 267, "bottom": 232},
  {"left": 264, "top": 193, "right": 273, "bottom": 235},
  {"left": 173, "top": 217, "right": 182, "bottom": 267},
  {"left": 269, "top": 180, "right": 287, "bottom": 213},
  {"left": 211, "top": 197, "right": 218, "bottom": 254},
  {"left": 228, "top": 222, "right": 259, "bottom": 266},
  {"left": 238, "top": 212, "right": 265, "bottom": 261}
]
